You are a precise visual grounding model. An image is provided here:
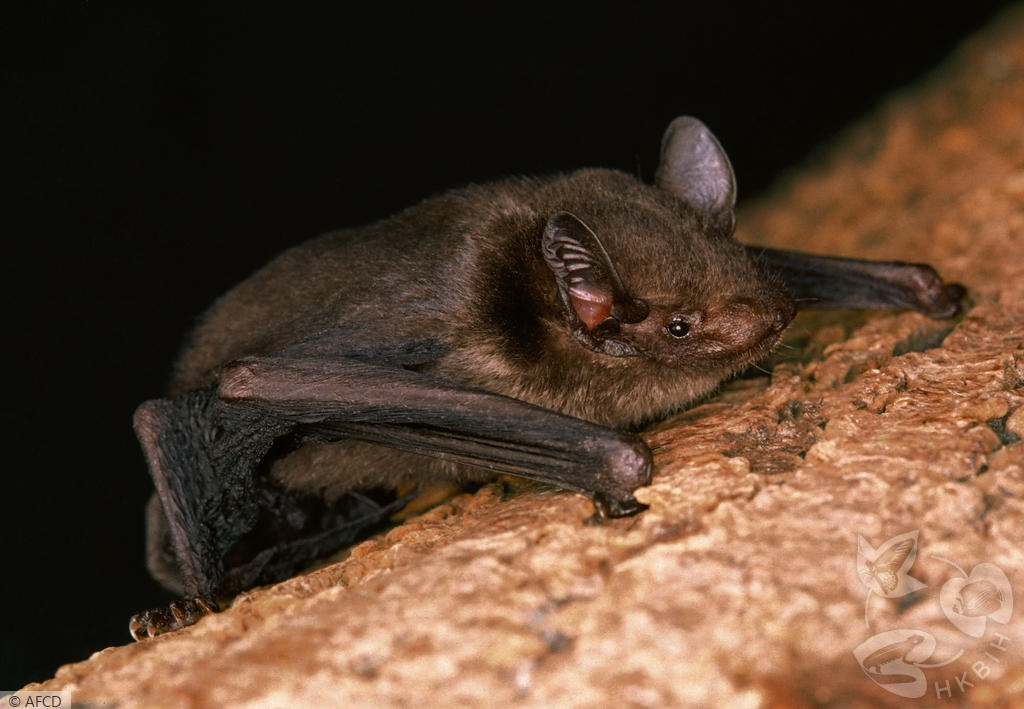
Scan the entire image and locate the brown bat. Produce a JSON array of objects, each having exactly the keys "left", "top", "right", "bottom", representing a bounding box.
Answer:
[{"left": 129, "top": 116, "right": 964, "bottom": 639}]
